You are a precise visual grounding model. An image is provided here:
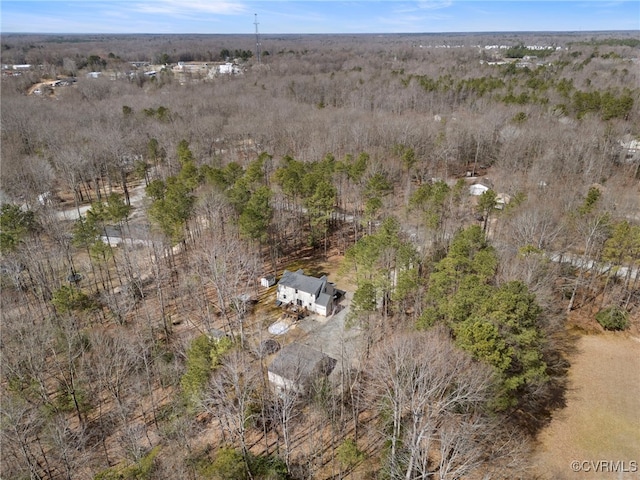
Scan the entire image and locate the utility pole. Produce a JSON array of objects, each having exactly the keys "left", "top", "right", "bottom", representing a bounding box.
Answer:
[{"left": 254, "top": 13, "right": 261, "bottom": 64}]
